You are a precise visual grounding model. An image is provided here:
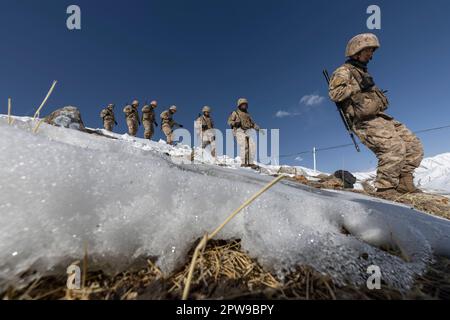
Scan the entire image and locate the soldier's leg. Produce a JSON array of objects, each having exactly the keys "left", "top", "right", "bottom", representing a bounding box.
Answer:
[
  {"left": 104, "top": 121, "right": 113, "bottom": 132},
  {"left": 354, "top": 117, "right": 406, "bottom": 190},
  {"left": 162, "top": 126, "right": 173, "bottom": 145},
  {"left": 143, "top": 121, "right": 151, "bottom": 139},
  {"left": 210, "top": 137, "right": 216, "bottom": 158},
  {"left": 248, "top": 135, "right": 256, "bottom": 165},
  {"left": 148, "top": 125, "right": 154, "bottom": 140},
  {"left": 126, "top": 119, "right": 134, "bottom": 136},
  {"left": 235, "top": 129, "right": 248, "bottom": 165},
  {"left": 393, "top": 120, "right": 424, "bottom": 174}
]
